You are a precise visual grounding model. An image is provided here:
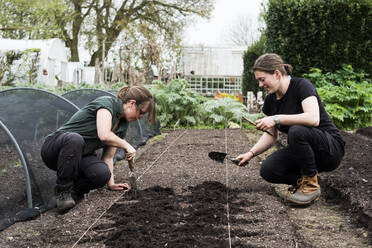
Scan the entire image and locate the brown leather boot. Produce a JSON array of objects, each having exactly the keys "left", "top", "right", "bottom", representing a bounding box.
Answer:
[{"left": 287, "top": 174, "right": 321, "bottom": 205}]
